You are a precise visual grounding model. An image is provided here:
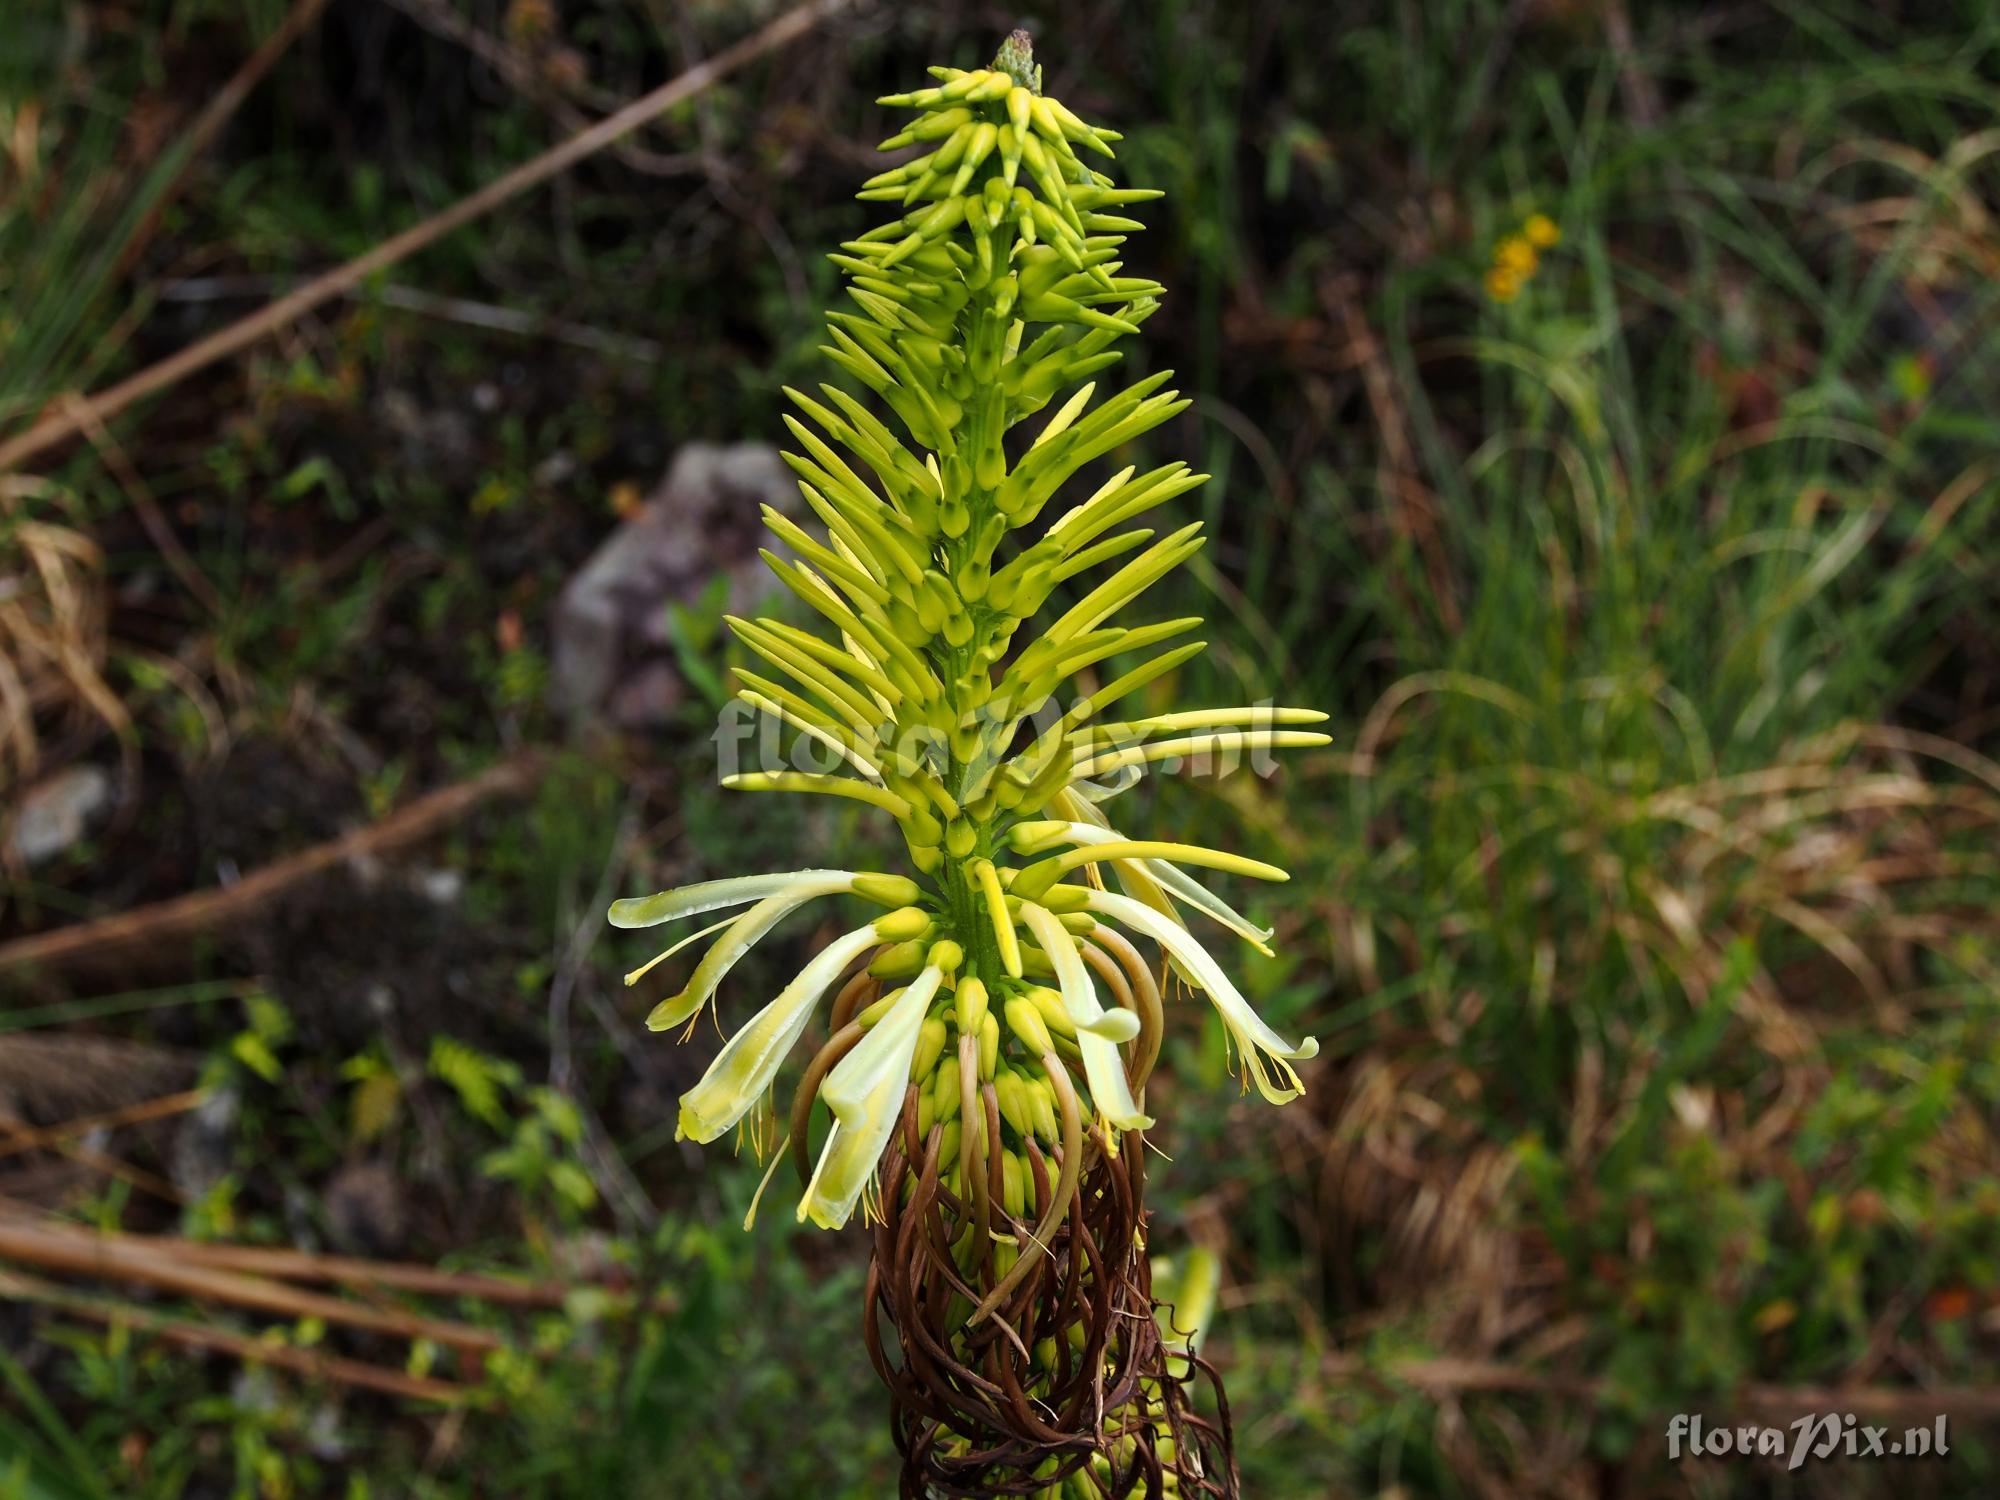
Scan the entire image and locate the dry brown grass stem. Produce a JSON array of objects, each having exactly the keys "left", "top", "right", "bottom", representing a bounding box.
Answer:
[
  {"left": 0, "top": 1267, "right": 470, "bottom": 1403},
  {"left": 0, "top": 1217, "right": 503, "bottom": 1353},
  {"left": 0, "top": 1206, "right": 582, "bottom": 1307},
  {"left": 0, "top": 750, "right": 547, "bottom": 978}
]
